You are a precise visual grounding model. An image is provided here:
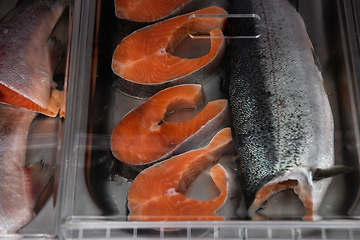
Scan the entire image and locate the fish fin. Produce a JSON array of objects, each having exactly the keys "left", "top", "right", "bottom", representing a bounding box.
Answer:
[
  {"left": 25, "top": 160, "right": 54, "bottom": 203},
  {"left": 34, "top": 177, "right": 54, "bottom": 214},
  {"left": 48, "top": 35, "right": 67, "bottom": 73},
  {"left": 312, "top": 165, "right": 355, "bottom": 181}
]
